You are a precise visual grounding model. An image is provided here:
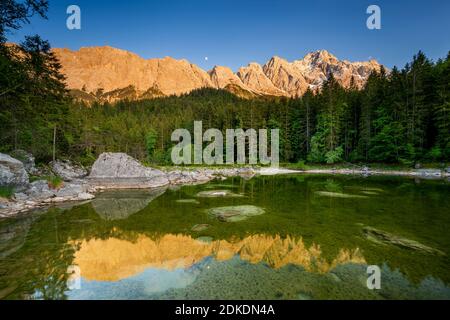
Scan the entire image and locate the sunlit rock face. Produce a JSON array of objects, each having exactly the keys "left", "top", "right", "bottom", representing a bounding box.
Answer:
[
  {"left": 53, "top": 46, "right": 383, "bottom": 101},
  {"left": 291, "top": 50, "right": 382, "bottom": 91},
  {"left": 262, "top": 56, "right": 309, "bottom": 97},
  {"left": 208, "top": 66, "right": 249, "bottom": 90},
  {"left": 91, "top": 188, "right": 167, "bottom": 220},
  {"left": 73, "top": 234, "right": 365, "bottom": 281},
  {"left": 53, "top": 46, "right": 213, "bottom": 96},
  {"left": 237, "top": 62, "right": 286, "bottom": 96}
]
